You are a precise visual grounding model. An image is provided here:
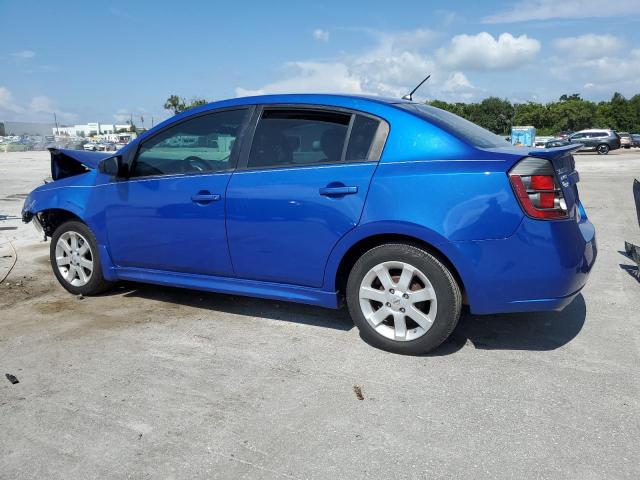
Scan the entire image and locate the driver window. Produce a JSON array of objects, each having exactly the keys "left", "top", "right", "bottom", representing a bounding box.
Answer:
[{"left": 131, "top": 108, "right": 248, "bottom": 177}]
